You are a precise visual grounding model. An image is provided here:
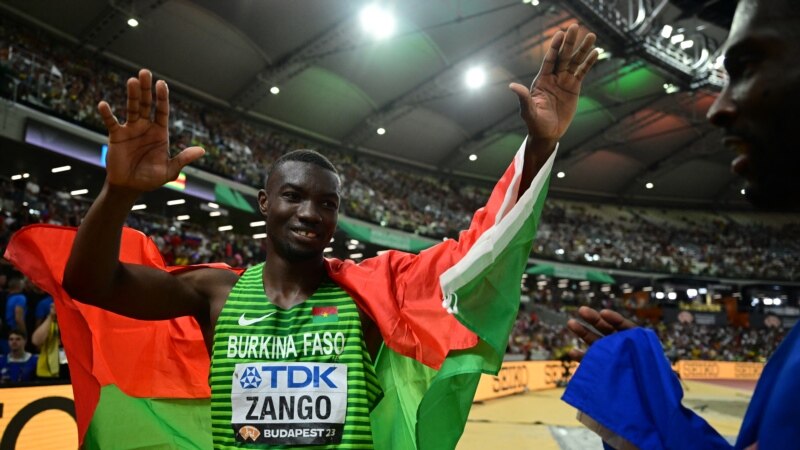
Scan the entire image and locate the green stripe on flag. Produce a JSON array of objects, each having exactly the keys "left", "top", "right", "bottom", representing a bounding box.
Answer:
[{"left": 84, "top": 384, "right": 212, "bottom": 450}]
